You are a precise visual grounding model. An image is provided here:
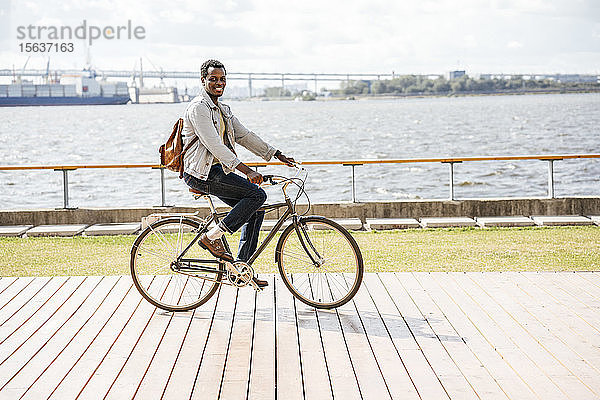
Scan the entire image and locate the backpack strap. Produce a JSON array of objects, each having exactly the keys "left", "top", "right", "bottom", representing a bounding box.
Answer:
[{"left": 178, "top": 120, "right": 199, "bottom": 179}]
